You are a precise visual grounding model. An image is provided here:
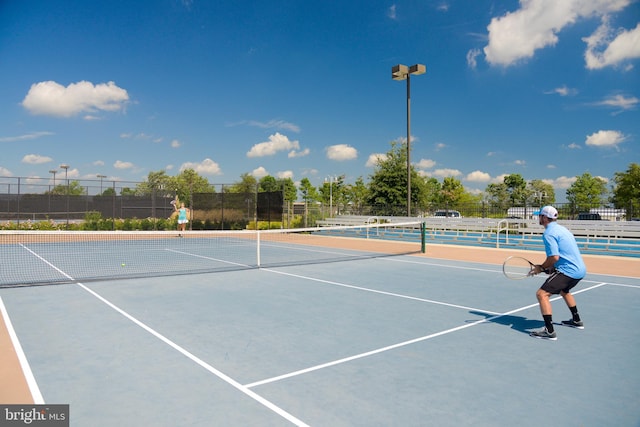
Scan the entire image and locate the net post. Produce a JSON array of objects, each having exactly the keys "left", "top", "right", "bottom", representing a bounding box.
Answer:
[{"left": 421, "top": 221, "right": 426, "bottom": 253}]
